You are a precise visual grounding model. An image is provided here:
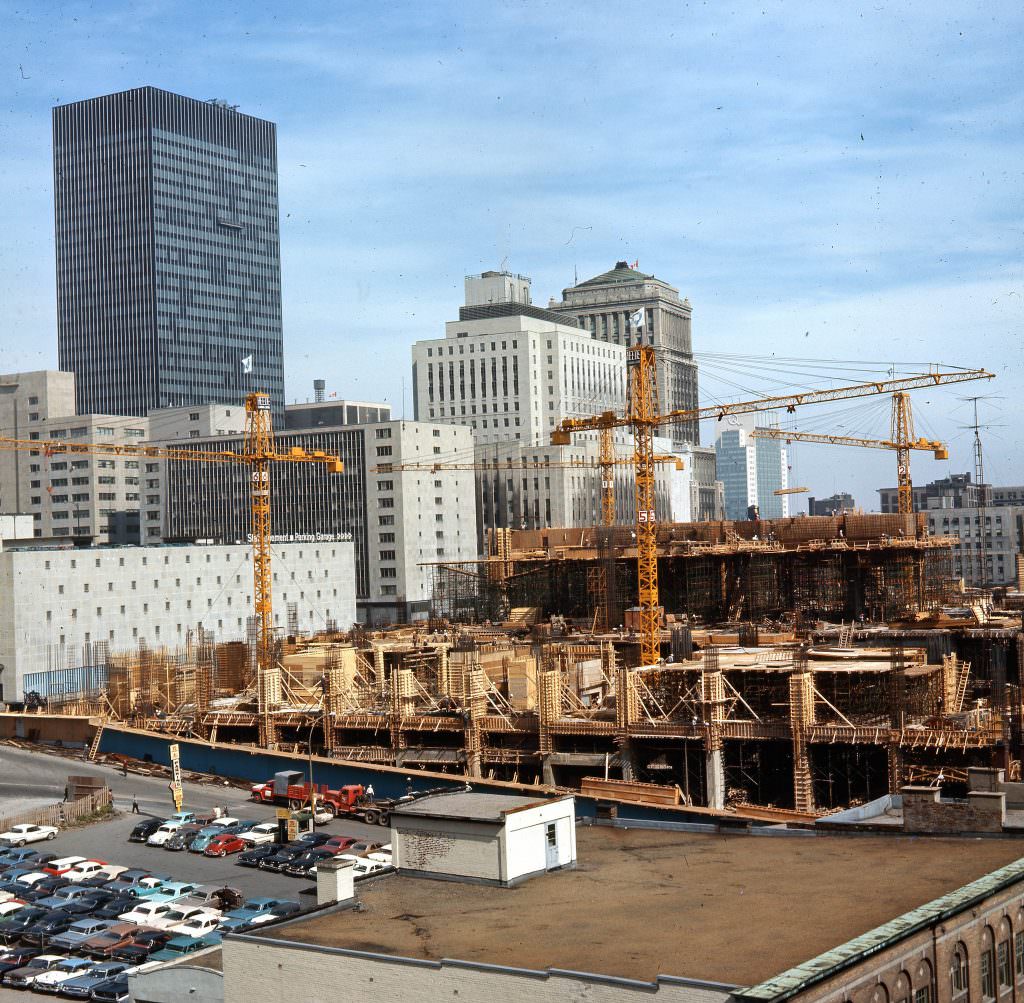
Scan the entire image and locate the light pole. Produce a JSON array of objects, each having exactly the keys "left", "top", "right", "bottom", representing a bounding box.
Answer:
[{"left": 307, "top": 719, "right": 318, "bottom": 831}]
